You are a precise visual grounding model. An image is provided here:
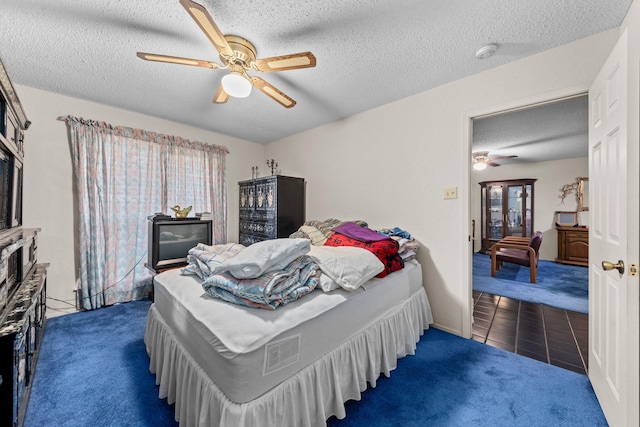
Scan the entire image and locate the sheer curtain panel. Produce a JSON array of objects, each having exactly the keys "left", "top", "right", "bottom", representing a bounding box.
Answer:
[{"left": 61, "top": 116, "right": 228, "bottom": 310}]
